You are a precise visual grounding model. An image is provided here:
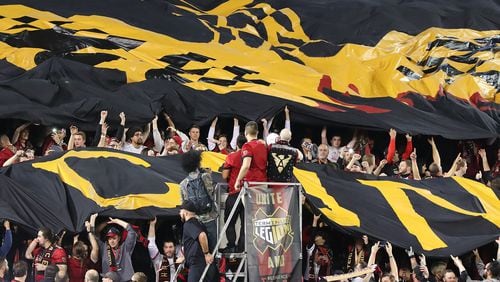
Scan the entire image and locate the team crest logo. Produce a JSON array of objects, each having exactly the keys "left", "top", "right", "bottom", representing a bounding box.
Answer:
[
  {"left": 252, "top": 207, "right": 294, "bottom": 254},
  {"left": 271, "top": 153, "right": 292, "bottom": 173}
]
